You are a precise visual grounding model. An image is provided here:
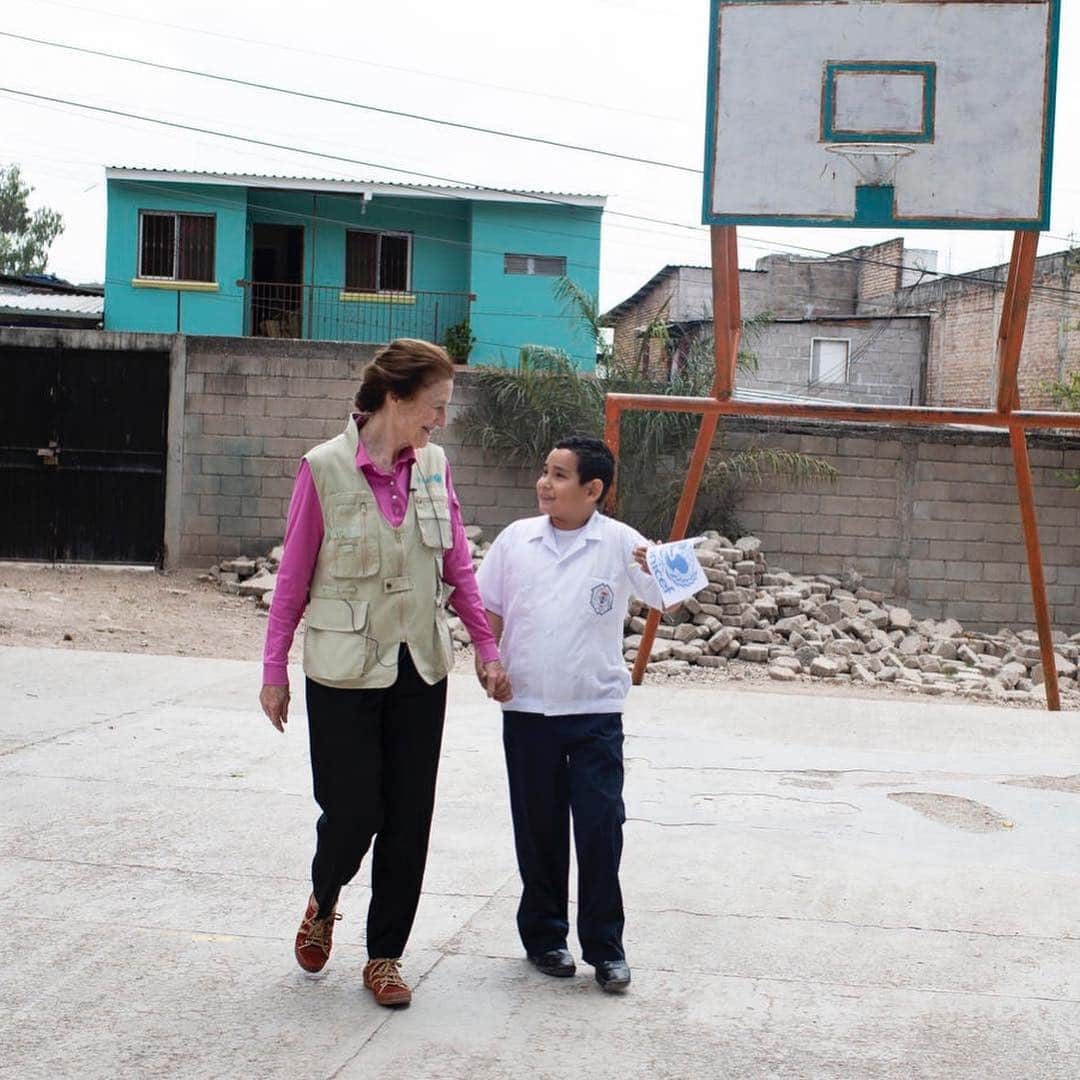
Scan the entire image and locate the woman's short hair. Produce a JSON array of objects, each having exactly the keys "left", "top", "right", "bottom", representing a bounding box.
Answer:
[{"left": 355, "top": 338, "right": 455, "bottom": 413}]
